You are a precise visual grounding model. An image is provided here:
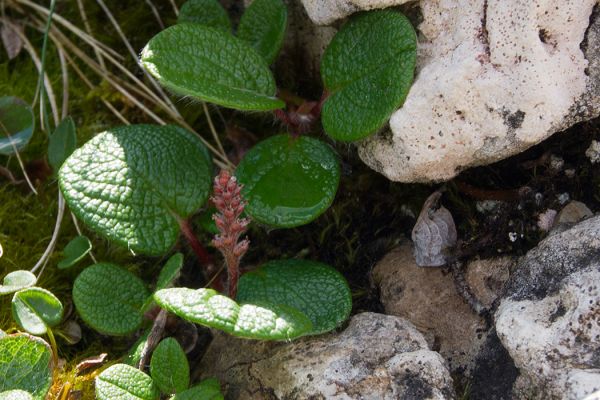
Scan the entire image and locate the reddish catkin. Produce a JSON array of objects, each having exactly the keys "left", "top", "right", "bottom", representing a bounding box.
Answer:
[{"left": 211, "top": 169, "right": 250, "bottom": 298}]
